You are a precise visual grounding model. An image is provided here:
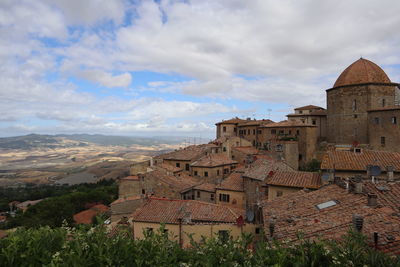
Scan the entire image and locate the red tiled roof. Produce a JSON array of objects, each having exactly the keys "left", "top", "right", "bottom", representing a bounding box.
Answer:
[
  {"left": 156, "top": 163, "right": 182, "bottom": 173},
  {"left": 191, "top": 154, "right": 237, "bottom": 167},
  {"left": 215, "top": 118, "right": 246, "bottom": 125},
  {"left": 266, "top": 171, "right": 322, "bottom": 189},
  {"left": 216, "top": 172, "right": 244, "bottom": 192},
  {"left": 145, "top": 170, "right": 198, "bottom": 192},
  {"left": 111, "top": 196, "right": 141, "bottom": 205},
  {"left": 159, "top": 144, "right": 210, "bottom": 161},
  {"left": 232, "top": 146, "right": 259, "bottom": 155},
  {"left": 130, "top": 198, "right": 244, "bottom": 224},
  {"left": 294, "top": 105, "right": 324, "bottom": 110},
  {"left": 243, "top": 159, "right": 294, "bottom": 181},
  {"left": 237, "top": 119, "right": 274, "bottom": 127},
  {"left": 263, "top": 182, "right": 400, "bottom": 255},
  {"left": 73, "top": 204, "right": 109, "bottom": 224},
  {"left": 321, "top": 150, "right": 400, "bottom": 172},
  {"left": 333, "top": 58, "right": 392, "bottom": 88},
  {"left": 260, "top": 120, "right": 316, "bottom": 128}
]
